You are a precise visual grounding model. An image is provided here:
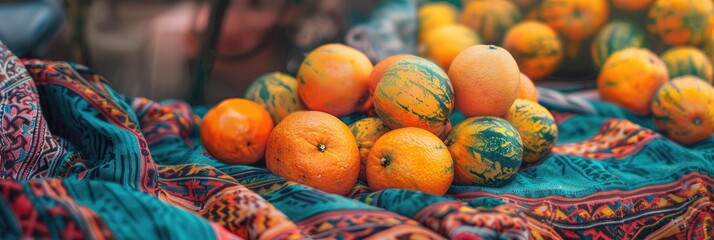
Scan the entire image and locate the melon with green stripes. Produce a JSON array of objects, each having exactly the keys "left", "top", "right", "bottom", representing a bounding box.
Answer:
[
  {"left": 373, "top": 56, "right": 455, "bottom": 135},
  {"left": 244, "top": 72, "right": 303, "bottom": 124},
  {"left": 445, "top": 116, "right": 523, "bottom": 187},
  {"left": 505, "top": 99, "right": 558, "bottom": 166},
  {"left": 660, "top": 46, "right": 714, "bottom": 84},
  {"left": 591, "top": 20, "right": 647, "bottom": 70},
  {"left": 460, "top": 0, "right": 522, "bottom": 44}
]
